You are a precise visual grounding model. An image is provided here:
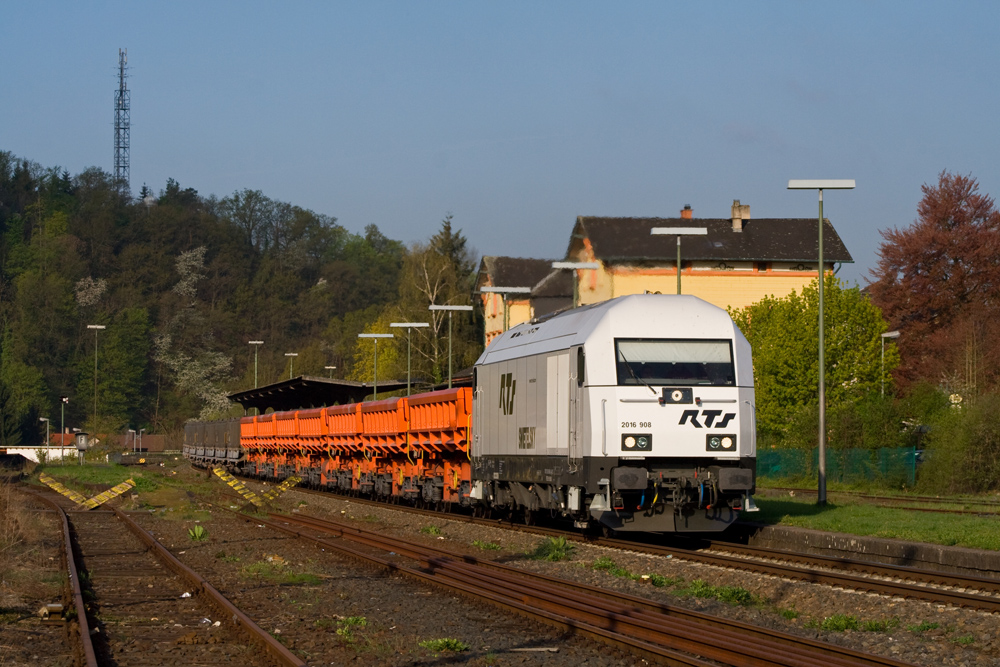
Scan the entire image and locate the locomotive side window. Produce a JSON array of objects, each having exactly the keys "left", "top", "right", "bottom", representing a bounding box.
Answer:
[{"left": 615, "top": 339, "right": 735, "bottom": 386}]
